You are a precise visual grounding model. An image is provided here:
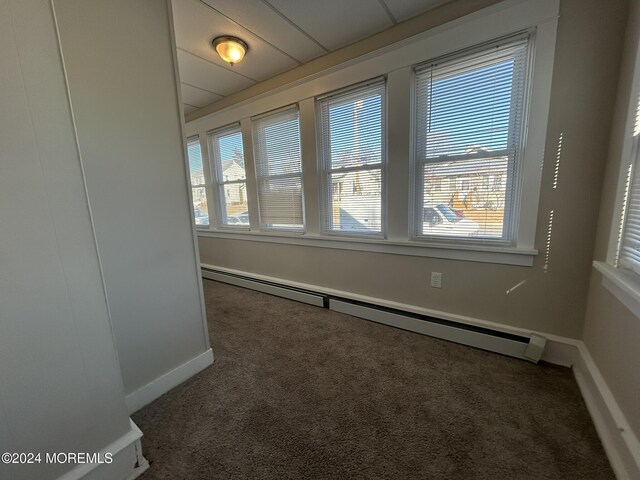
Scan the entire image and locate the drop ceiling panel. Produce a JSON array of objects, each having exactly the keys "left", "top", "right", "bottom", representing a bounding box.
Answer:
[
  {"left": 184, "top": 104, "right": 198, "bottom": 114},
  {"left": 177, "top": 49, "right": 254, "bottom": 95},
  {"left": 266, "top": 0, "right": 393, "bottom": 51},
  {"left": 382, "top": 0, "right": 451, "bottom": 22},
  {"left": 172, "top": 0, "right": 298, "bottom": 81},
  {"left": 201, "top": 0, "right": 326, "bottom": 63},
  {"left": 180, "top": 83, "right": 223, "bottom": 107}
]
